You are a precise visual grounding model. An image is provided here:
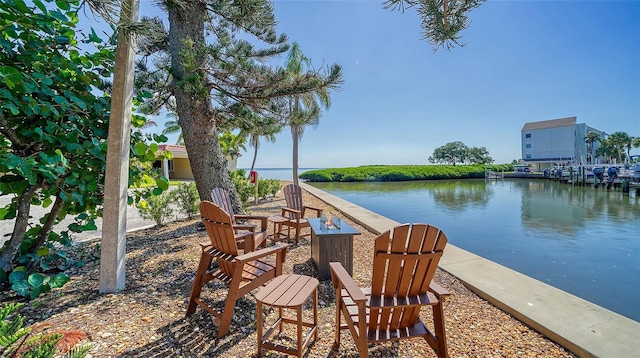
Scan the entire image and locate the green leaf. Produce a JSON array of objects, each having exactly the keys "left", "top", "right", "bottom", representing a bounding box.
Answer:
[
  {"left": 156, "top": 176, "right": 170, "bottom": 191},
  {"left": 55, "top": 0, "right": 71, "bottom": 10},
  {"left": 27, "top": 273, "right": 47, "bottom": 287},
  {"left": 12, "top": 280, "right": 31, "bottom": 297},
  {"left": 8, "top": 269, "right": 27, "bottom": 284},
  {"left": 30, "top": 284, "right": 50, "bottom": 300},
  {"left": 133, "top": 142, "right": 148, "bottom": 157},
  {"left": 0, "top": 66, "right": 23, "bottom": 89},
  {"left": 36, "top": 247, "right": 50, "bottom": 257},
  {"left": 50, "top": 273, "right": 70, "bottom": 288}
]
